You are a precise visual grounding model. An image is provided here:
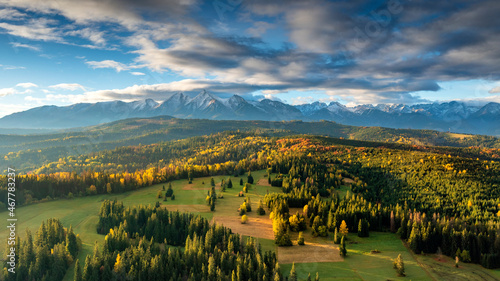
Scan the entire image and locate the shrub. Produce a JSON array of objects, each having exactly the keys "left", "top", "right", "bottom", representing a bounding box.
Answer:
[{"left": 241, "top": 215, "right": 248, "bottom": 224}]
